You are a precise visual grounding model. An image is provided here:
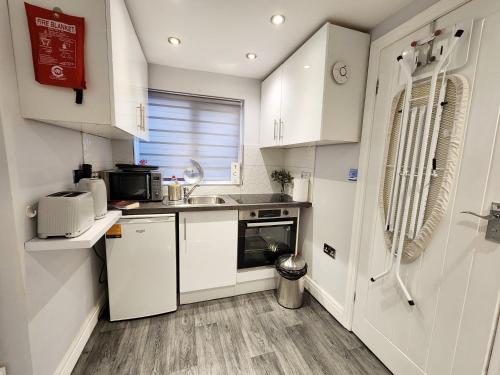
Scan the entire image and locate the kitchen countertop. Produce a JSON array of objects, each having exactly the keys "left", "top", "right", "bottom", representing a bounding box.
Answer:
[{"left": 121, "top": 193, "right": 312, "bottom": 215}]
